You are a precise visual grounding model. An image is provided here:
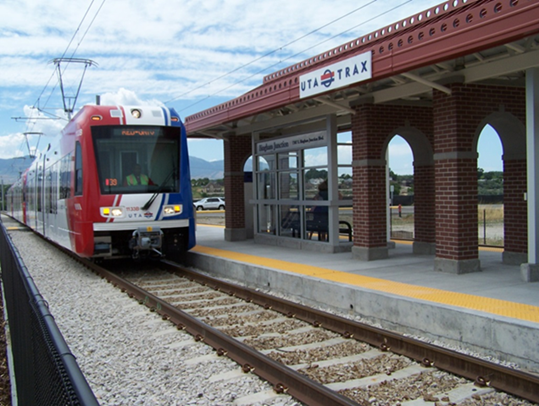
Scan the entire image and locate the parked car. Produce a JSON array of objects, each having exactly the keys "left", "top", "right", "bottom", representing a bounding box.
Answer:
[{"left": 193, "top": 197, "right": 225, "bottom": 211}]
